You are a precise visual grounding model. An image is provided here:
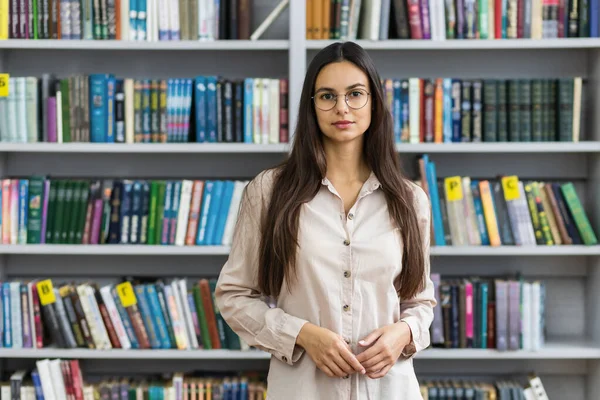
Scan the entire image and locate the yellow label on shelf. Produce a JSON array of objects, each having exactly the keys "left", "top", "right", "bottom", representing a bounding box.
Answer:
[
  {"left": 0, "top": 74, "right": 9, "bottom": 97},
  {"left": 36, "top": 279, "right": 56, "bottom": 306},
  {"left": 502, "top": 176, "right": 520, "bottom": 201},
  {"left": 116, "top": 281, "right": 137, "bottom": 308},
  {"left": 445, "top": 176, "right": 463, "bottom": 202}
]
